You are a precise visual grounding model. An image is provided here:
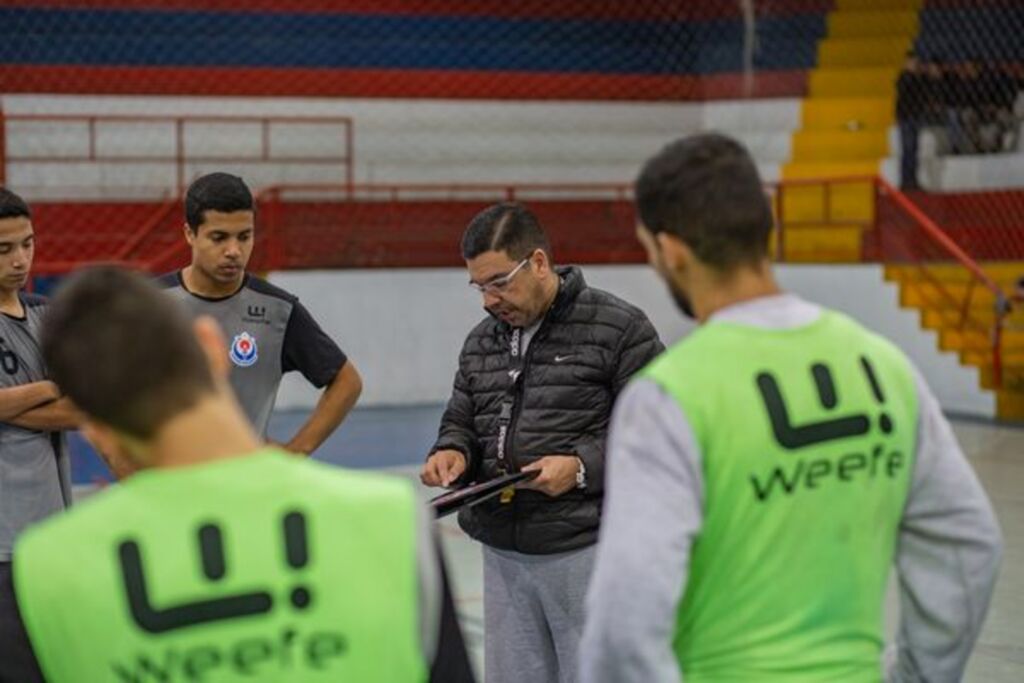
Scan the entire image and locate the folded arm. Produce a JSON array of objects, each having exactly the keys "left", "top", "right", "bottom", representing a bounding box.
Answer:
[
  {"left": 0, "top": 381, "right": 60, "bottom": 422},
  {"left": 7, "top": 397, "right": 82, "bottom": 432}
]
